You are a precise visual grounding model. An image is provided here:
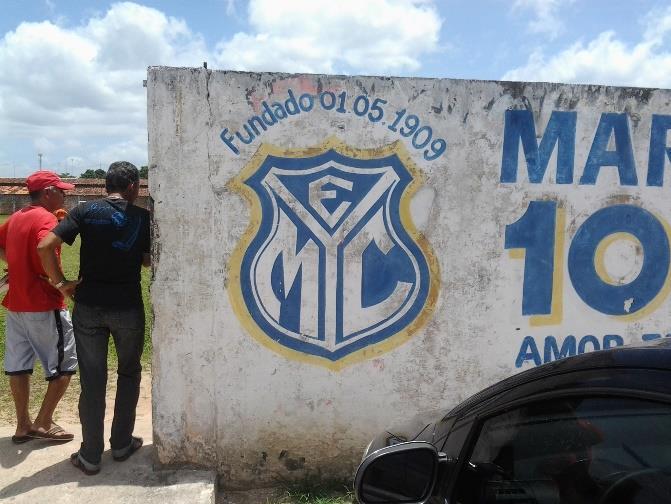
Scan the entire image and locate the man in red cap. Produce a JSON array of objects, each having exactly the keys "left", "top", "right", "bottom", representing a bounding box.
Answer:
[{"left": 0, "top": 170, "right": 79, "bottom": 443}]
